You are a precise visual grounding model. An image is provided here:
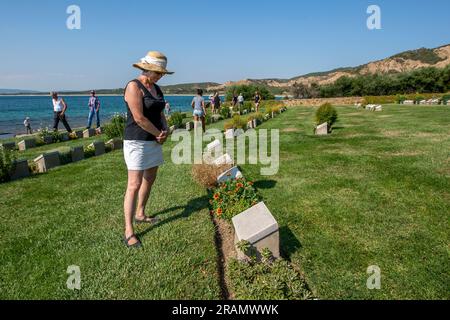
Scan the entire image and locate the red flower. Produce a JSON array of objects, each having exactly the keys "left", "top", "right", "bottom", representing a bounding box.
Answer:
[
  {"left": 236, "top": 183, "right": 244, "bottom": 189},
  {"left": 213, "top": 193, "right": 220, "bottom": 200},
  {"left": 216, "top": 208, "right": 223, "bottom": 216}
]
